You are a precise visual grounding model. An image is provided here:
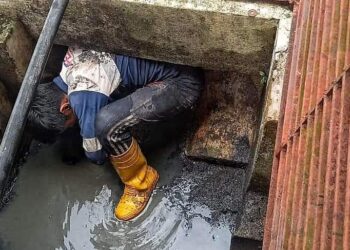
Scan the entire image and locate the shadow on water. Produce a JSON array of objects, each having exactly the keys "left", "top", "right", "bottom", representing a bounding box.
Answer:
[{"left": 0, "top": 131, "right": 248, "bottom": 250}]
